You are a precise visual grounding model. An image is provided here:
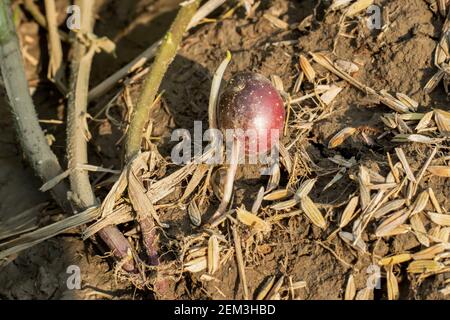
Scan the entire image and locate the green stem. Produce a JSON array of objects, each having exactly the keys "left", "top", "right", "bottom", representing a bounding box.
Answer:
[
  {"left": 125, "top": 0, "right": 201, "bottom": 162},
  {"left": 0, "top": 0, "right": 71, "bottom": 212}
]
